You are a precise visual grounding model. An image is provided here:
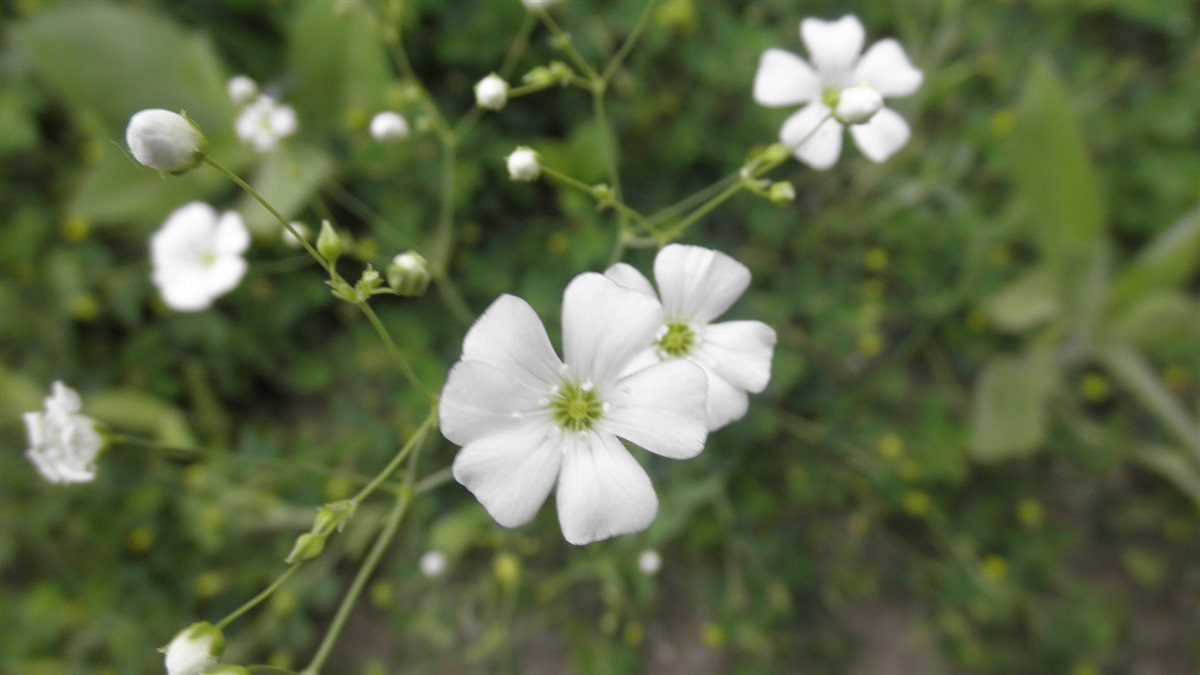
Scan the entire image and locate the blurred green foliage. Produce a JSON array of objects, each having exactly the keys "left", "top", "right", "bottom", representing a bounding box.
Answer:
[{"left": 2, "top": 0, "right": 1198, "bottom": 673}]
